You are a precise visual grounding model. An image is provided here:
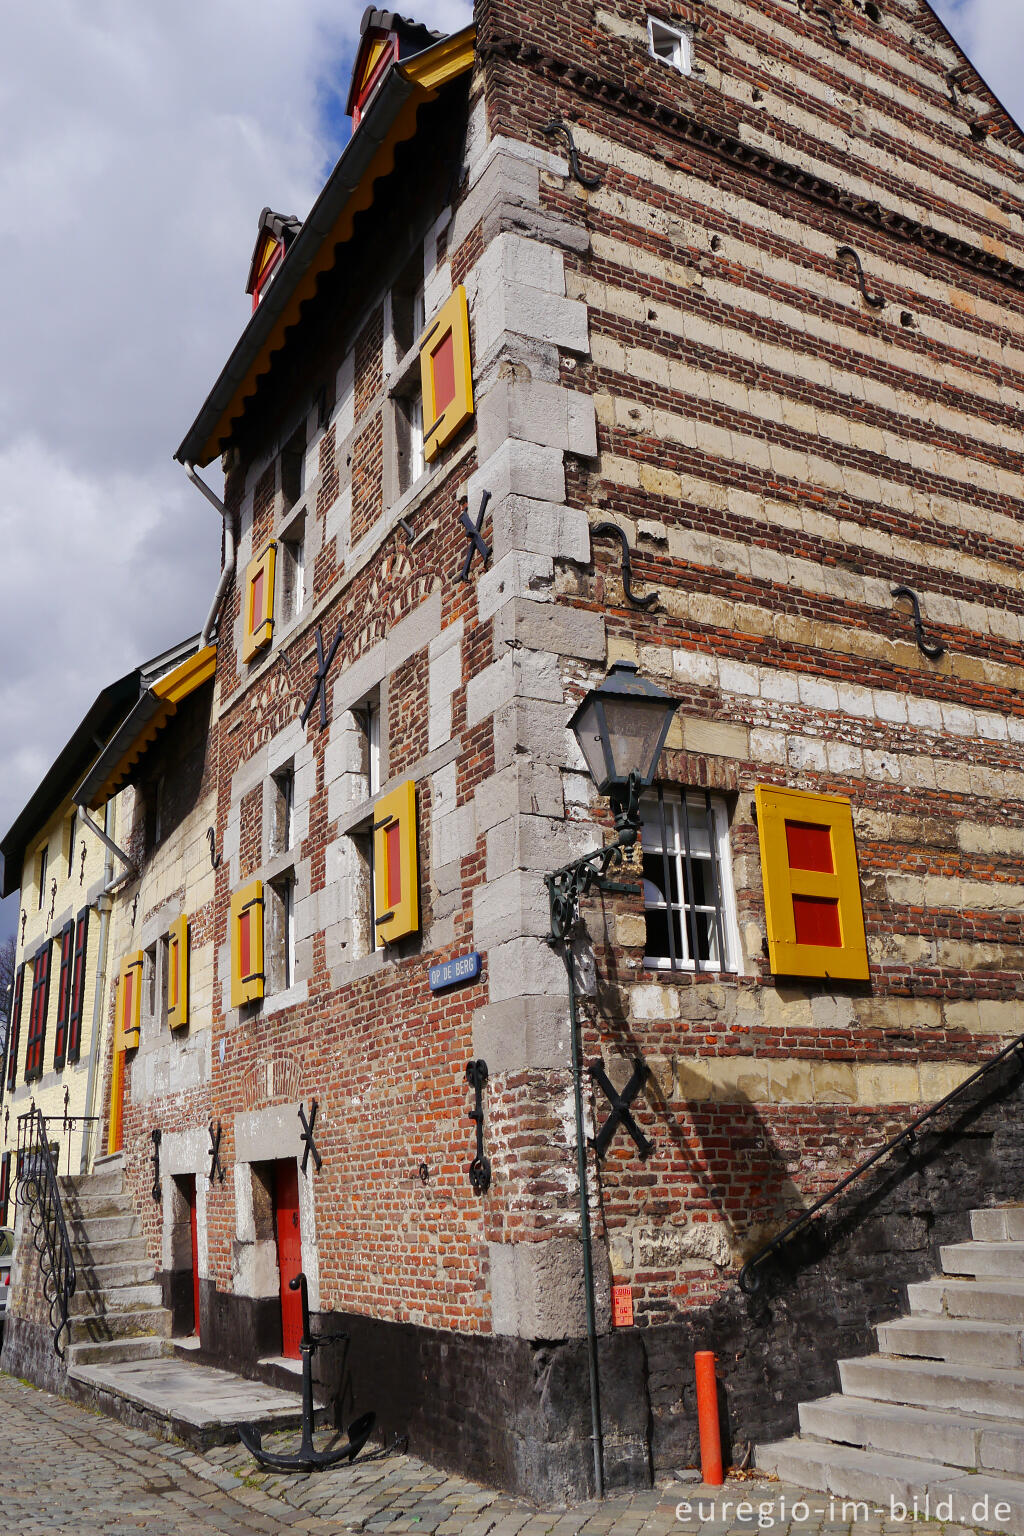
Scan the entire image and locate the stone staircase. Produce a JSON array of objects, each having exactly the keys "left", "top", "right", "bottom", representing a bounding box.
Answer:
[
  {"left": 757, "top": 1204, "right": 1024, "bottom": 1535},
  {"left": 60, "top": 1152, "right": 172, "bottom": 1371}
]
